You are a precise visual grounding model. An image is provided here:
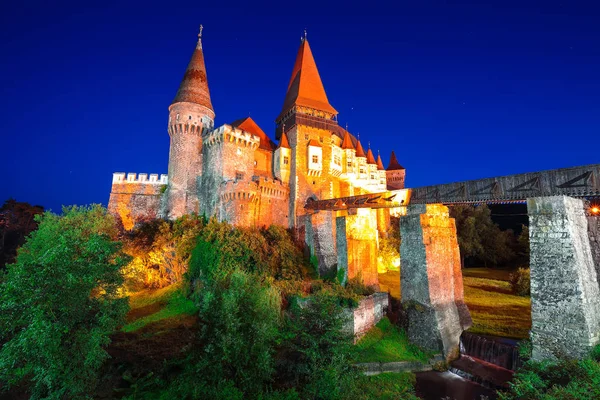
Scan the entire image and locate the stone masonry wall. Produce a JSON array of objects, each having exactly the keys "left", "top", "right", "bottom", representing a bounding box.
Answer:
[
  {"left": 586, "top": 214, "right": 600, "bottom": 285},
  {"left": 336, "top": 209, "right": 380, "bottom": 289},
  {"left": 108, "top": 178, "right": 165, "bottom": 230},
  {"left": 400, "top": 204, "right": 472, "bottom": 360},
  {"left": 528, "top": 196, "right": 600, "bottom": 361}
]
